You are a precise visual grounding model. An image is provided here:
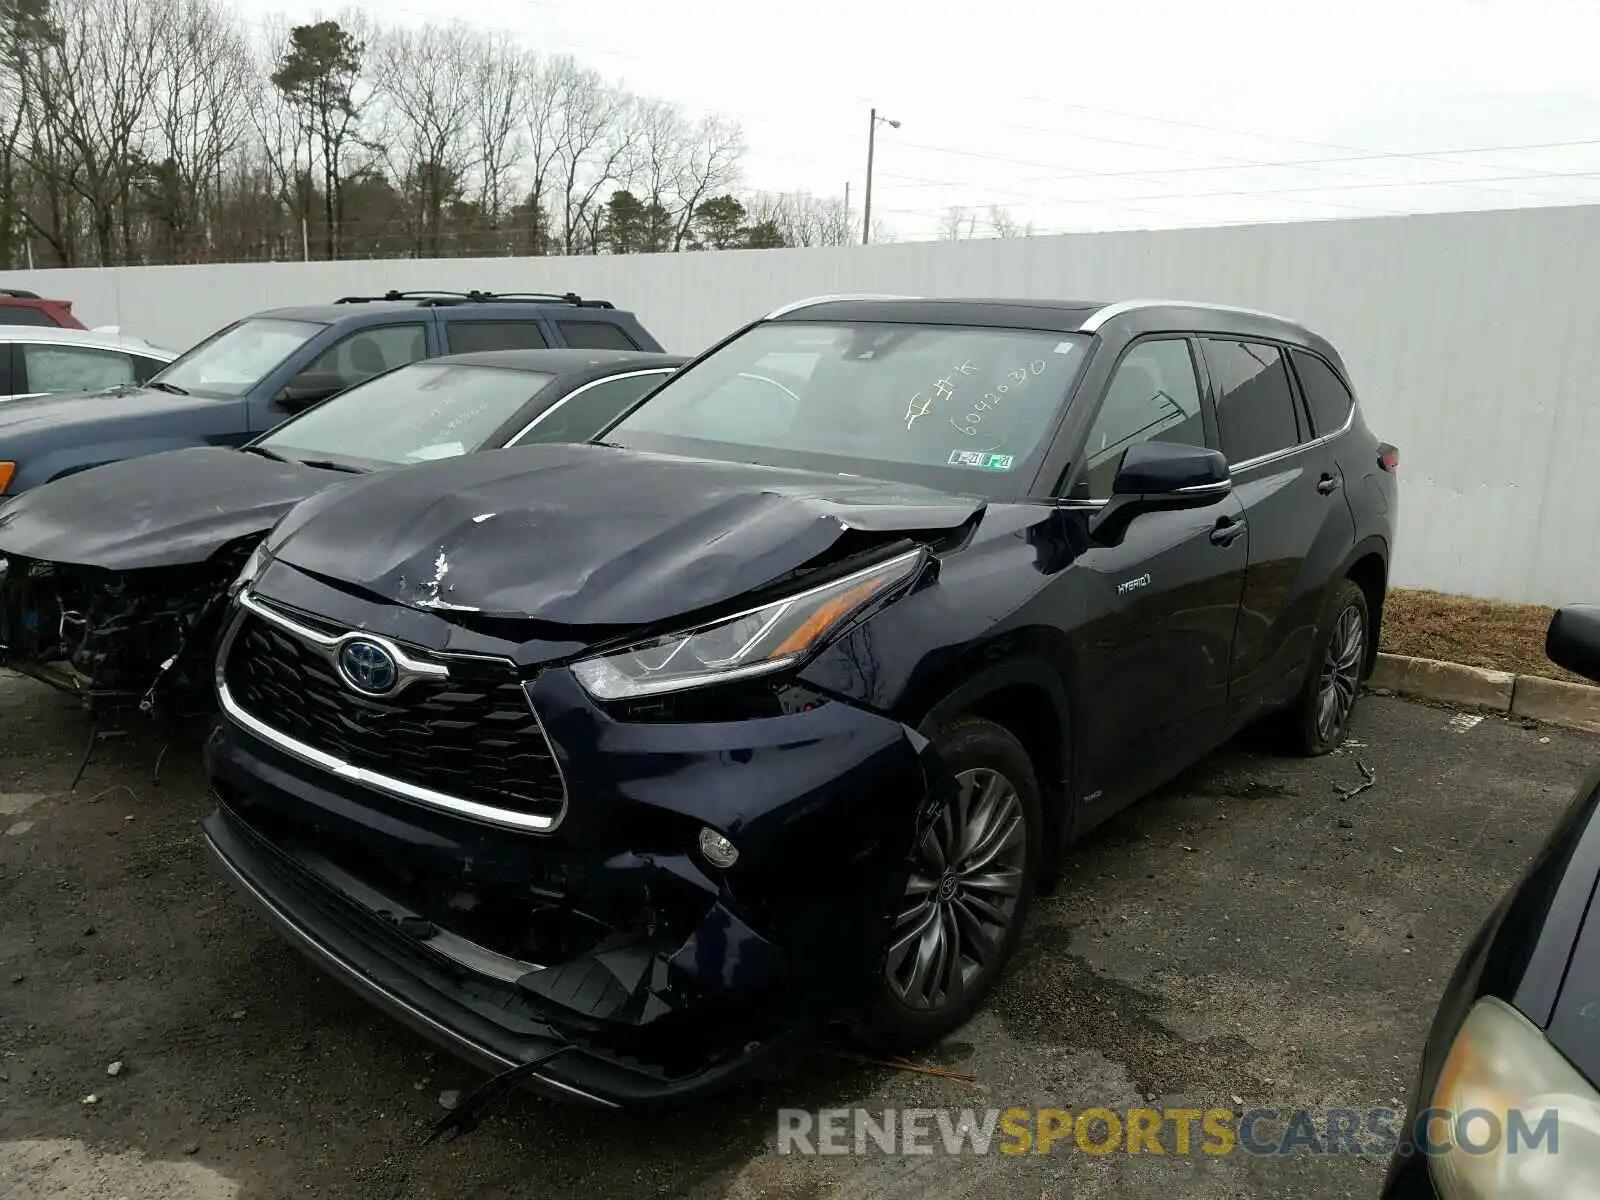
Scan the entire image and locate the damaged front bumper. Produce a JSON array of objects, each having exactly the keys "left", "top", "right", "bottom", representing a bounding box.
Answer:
[
  {"left": 0, "top": 548, "right": 247, "bottom": 717},
  {"left": 203, "top": 635, "right": 939, "bottom": 1109}
]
